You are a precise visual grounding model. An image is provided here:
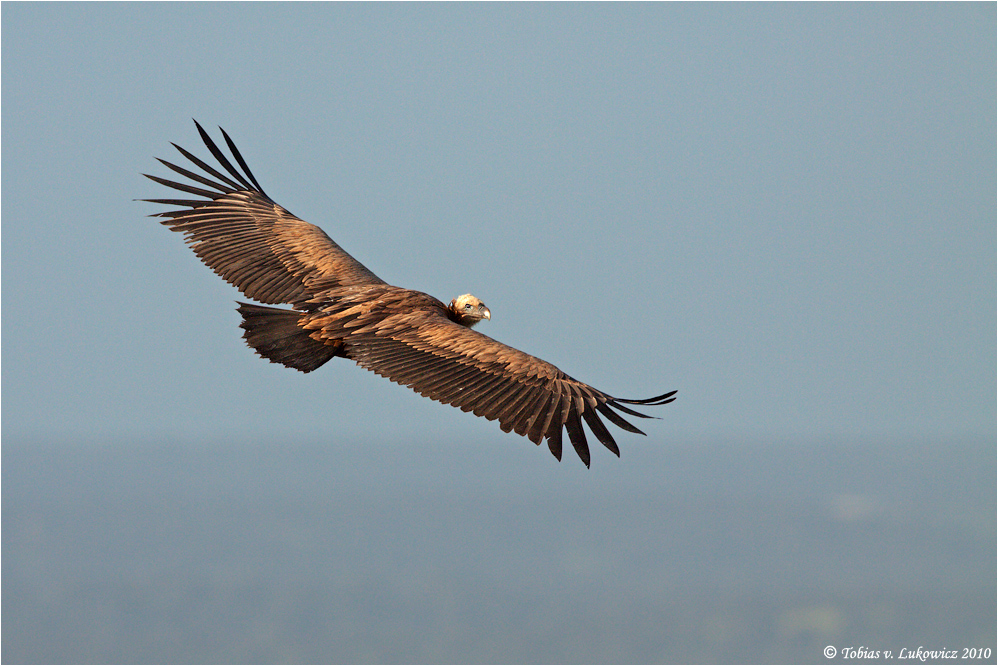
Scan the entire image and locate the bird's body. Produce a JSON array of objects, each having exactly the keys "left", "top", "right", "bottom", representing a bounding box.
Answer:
[{"left": 145, "top": 122, "right": 676, "bottom": 466}]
